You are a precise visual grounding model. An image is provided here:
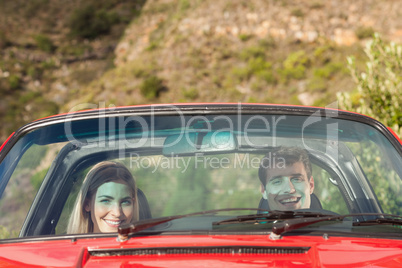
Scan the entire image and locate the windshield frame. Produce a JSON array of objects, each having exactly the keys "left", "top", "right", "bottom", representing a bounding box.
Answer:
[{"left": 1, "top": 104, "right": 402, "bottom": 240}]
